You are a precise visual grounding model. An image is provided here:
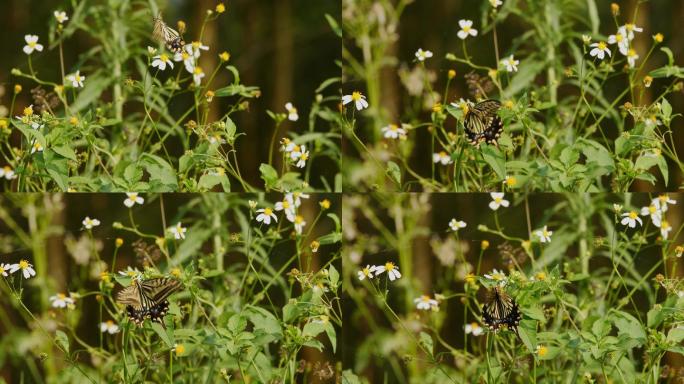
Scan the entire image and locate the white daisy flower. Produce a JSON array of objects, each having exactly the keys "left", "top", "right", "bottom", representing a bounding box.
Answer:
[
  {"left": 660, "top": 220, "right": 672, "bottom": 239},
  {"left": 489, "top": 193, "right": 510, "bottom": 210},
  {"left": 49, "top": 293, "right": 75, "bottom": 308},
  {"left": 465, "top": 322, "right": 484, "bottom": 336},
  {"left": 342, "top": 91, "right": 369, "bottom": 111},
  {"left": 357, "top": 265, "right": 377, "bottom": 281},
  {"left": 293, "top": 215, "right": 306, "bottom": 235},
  {"left": 188, "top": 41, "right": 209, "bottom": 59},
  {"left": 256, "top": 207, "right": 278, "bottom": 225},
  {"left": 290, "top": 192, "right": 309, "bottom": 207},
  {"left": 589, "top": 42, "right": 611, "bottom": 60},
  {"left": 151, "top": 54, "right": 174, "bottom": 71},
  {"left": 640, "top": 204, "right": 662, "bottom": 227},
  {"left": 0, "top": 263, "right": 12, "bottom": 277},
  {"left": 415, "top": 48, "right": 433, "bottom": 62},
  {"left": 118, "top": 267, "right": 141, "bottom": 279},
  {"left": 619, "top": 23, "right": 643, "bottom": 40},
  {"left": 23, "top": 35, "right": 44, "bottom": 55},
  {"left": 124, "top": 193, "right": 144, "bottom": 208},
  {"left": 169, "top": 222, "right": 187, "bottom": 239},
  {"left": 381, "top": 124, "right": 406, "bottom": 139},
  {"left": 433, "top": 151, "right": 453, "bottom": 165},
  {"left": 457, "top": 19, "right": 478, "bottom": 40},
  {"left": 100, "top": 320, "right": 120, "bottom": 334},
  {"left": 54, "top": 11, "right": 69, "bottom": 24},
  {"left": 285, "top": 102, "right": 299, "bottom": 121},
  {"left": 374, "top": 261, "right": 401, "bottom": 281},
  {"left": 275, "top": 197, "right": 296, "bottom": 220},
  {"left": 450, "top": 98, "right": 473, "bottom": 114},
  {"left": 82, "top": 216, "right": 101, "bottom": 229},
  {"left": 174, "top": 50, "right": 195, "bottom": 73},
  {"left": 0, "top": 165, "right": 17, "bottom": 180},
  {"left": 620, "top": 211, "right": 642, "bottom": 228},
  {"left": 30, "top": 142, "right": 44, "bottom": 154},
  {"left": 414, "top": 295, "right": 439, "bottom": 311},
  {"left": 535, "top": 225, "right": 553, "bottom": 243},
  {"left": 192, "top": 67, "right": 205, "bottom": 86},
  {"left": 484, "top": 268, "right": 507, "bottom": 282},
  {"left": 294, "top": 146, "right": 310, "bottom": 168},
  {"left": 626, "top": 49, "right": 639, "bottom": 68},
  {"left": 654, "top": 195, "right": 676, "bottom": 212},
  {"left": 608, "top": 32, "right": 629, "bottom": 56},
  {"left": 501, "top": 55, "right": 519, "bottom": 72},
  {"left": 208, "top": 134, "right": 226, "bottom": 145},
  {"left": 9, "top": 260, "right": 36, "bottom": 279},
  {"left": 448, "top": 218, "right": 467, "bottom": 232},
  {"left": 66, "top": 71, "right": 86, "bottom": 88}
]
